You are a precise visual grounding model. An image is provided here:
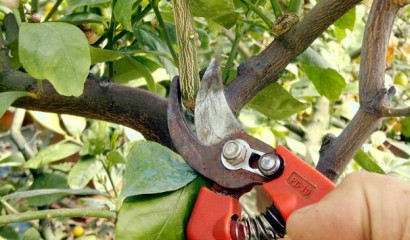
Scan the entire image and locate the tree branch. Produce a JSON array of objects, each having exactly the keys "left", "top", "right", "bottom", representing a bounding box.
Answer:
[
  {"left": 0, "top": 70, "right": 172, "bottom": 148},
  {"left": 225, "top": 0, "right": 362, "bottom": 113},
  {"left": 316, "top": 0, "right": 402, "bottom": 181}
]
